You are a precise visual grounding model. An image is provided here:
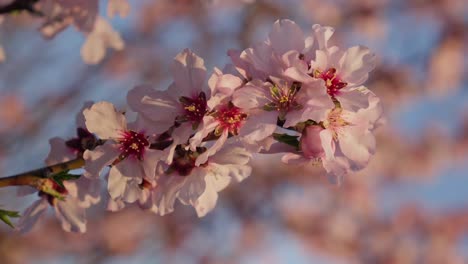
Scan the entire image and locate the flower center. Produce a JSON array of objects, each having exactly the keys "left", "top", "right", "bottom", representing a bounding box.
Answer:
[
  {"left": 322, "top": 108, "right": 350, "bottom": 140},
  {"left": 178, "top": 92, "right": 208, "bottom": 124},
  {"left": 214, "top": 104, "right": 247, "bottom": 135},
  {"left": 118, "top": 130, "right": 149, "bottom": 160},
  {"left": 263, "top": 82, "right": 302, "bottom": 119},
  {"left": 168, "top": 145, "right": 207, "bottom": 176},
  {"left": 313, "top": 68, "right": 347, "bottom": 97}
]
